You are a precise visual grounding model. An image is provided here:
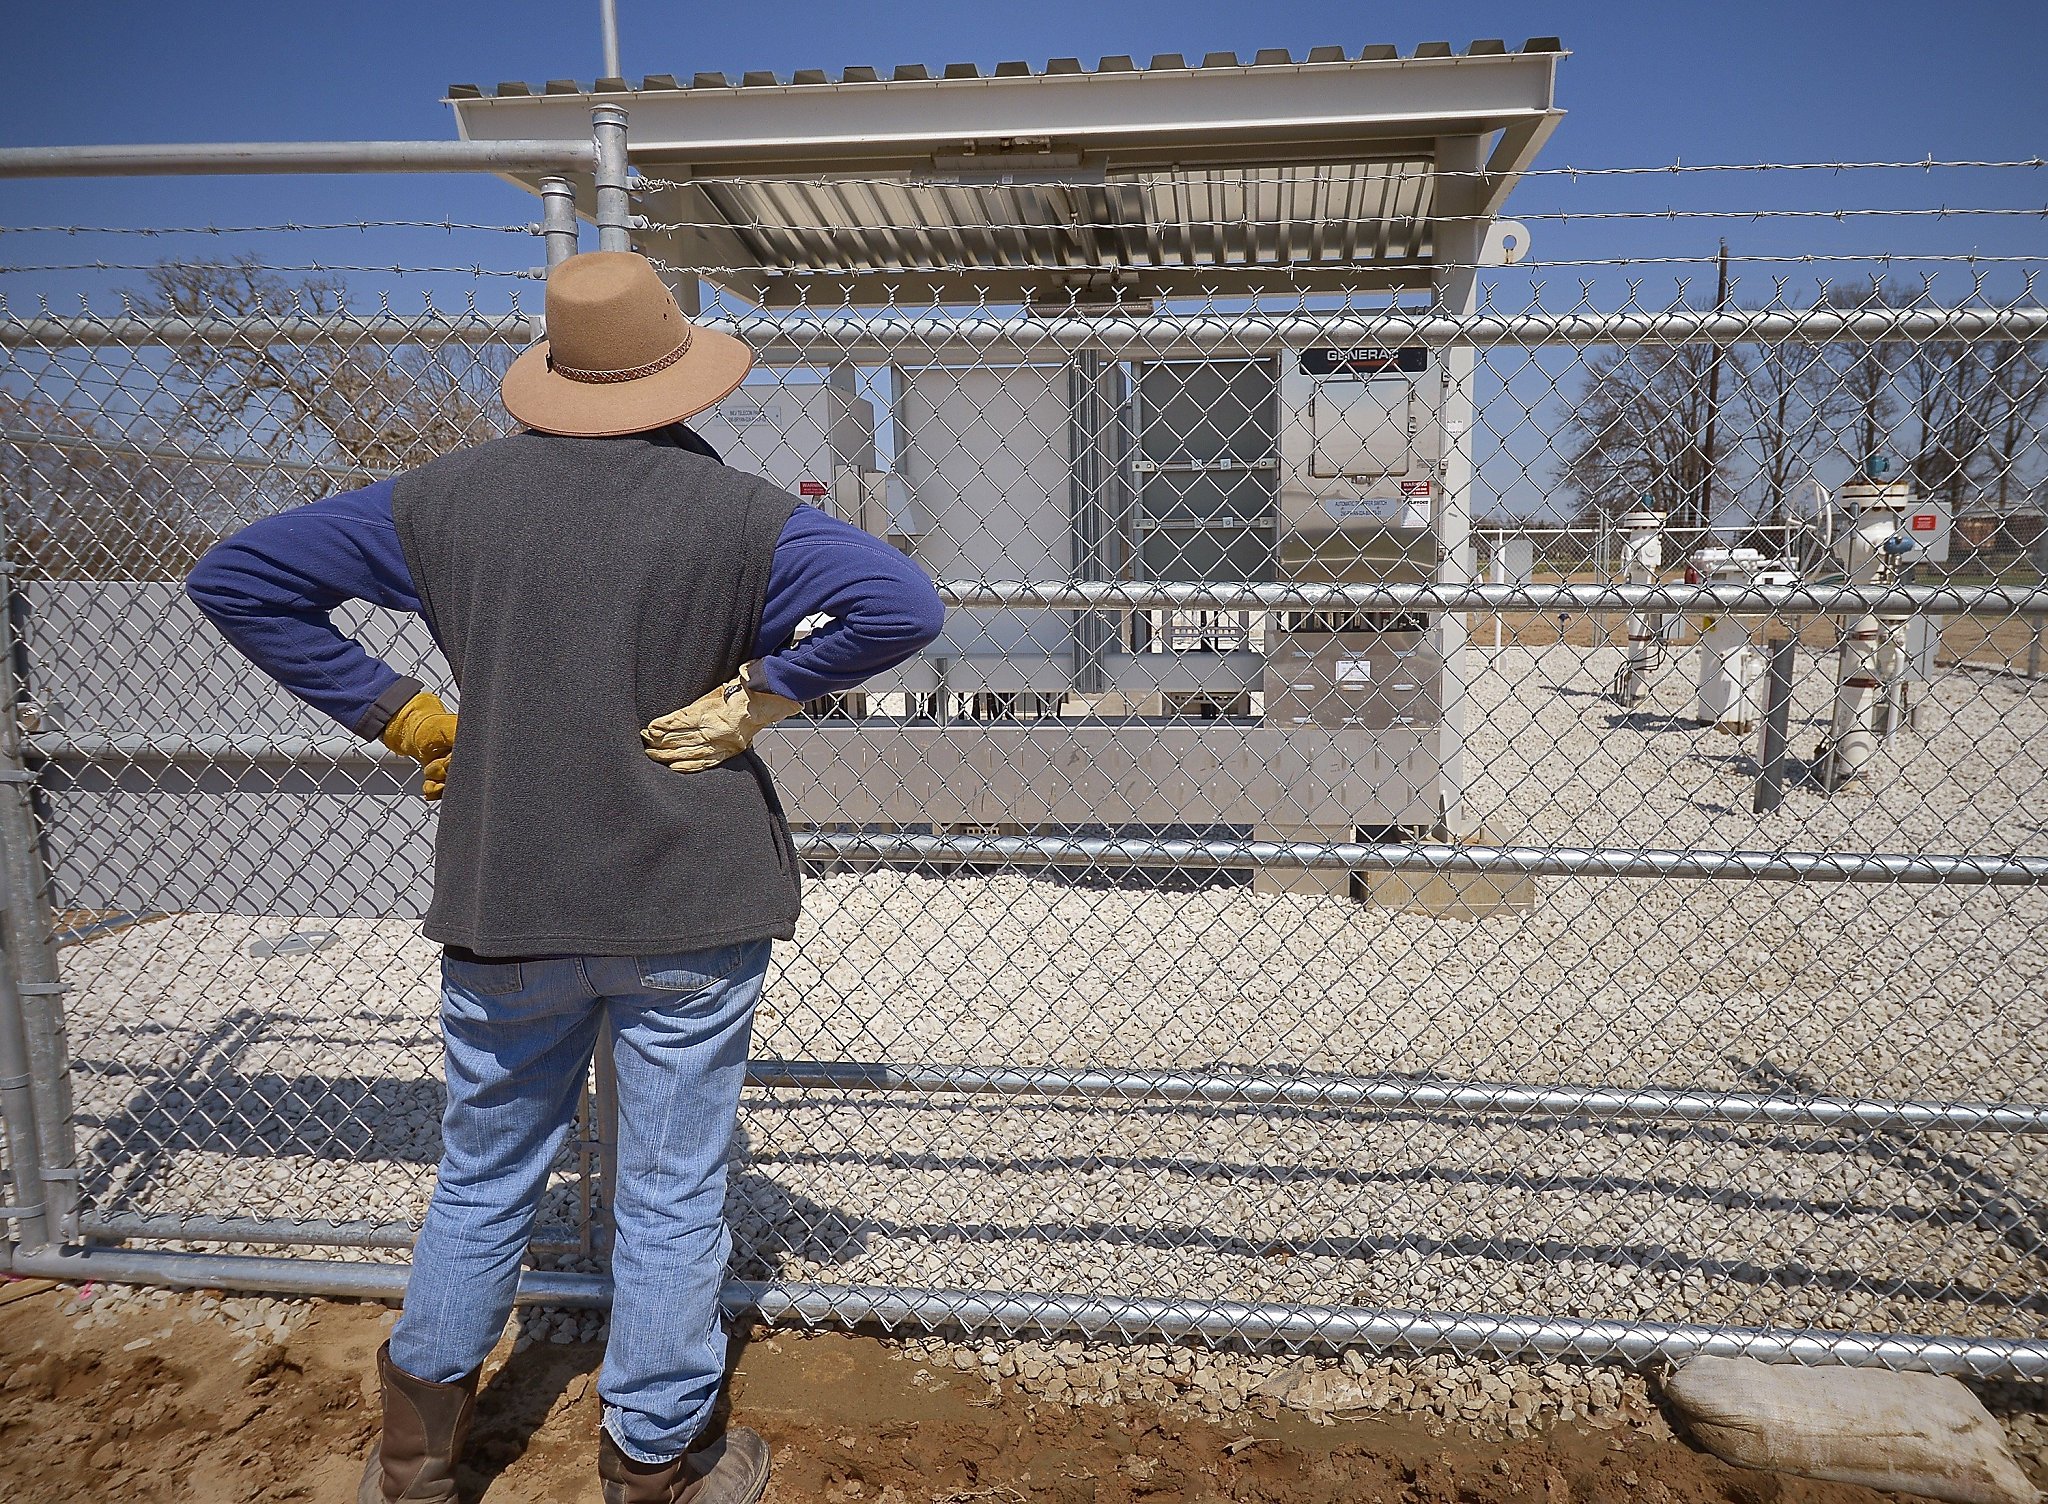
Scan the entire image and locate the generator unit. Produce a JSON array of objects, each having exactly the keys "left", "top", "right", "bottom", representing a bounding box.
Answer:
[
  {"left": 1278, "top": 345, "right": 1444, "bottom": 584},
  {"left": 1261, "top": 345, "right": 1448, "bottom": 780},
  {"left": 688, "top": 381, "right": 882, "bottom": 533}
]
